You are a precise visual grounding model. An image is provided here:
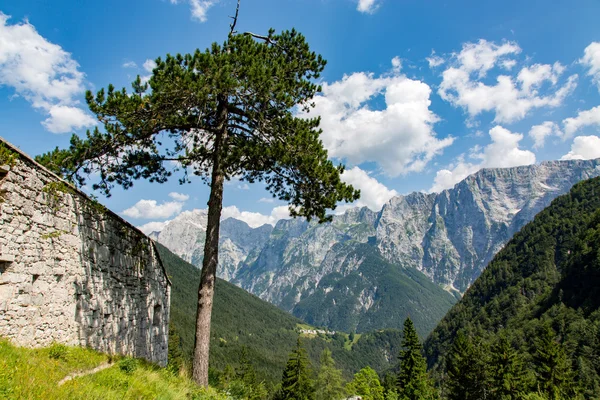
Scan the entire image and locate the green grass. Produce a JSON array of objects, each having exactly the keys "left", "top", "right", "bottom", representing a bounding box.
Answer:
[{"left": 0, "top": 338, "right": 228, "bottom": 400}]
